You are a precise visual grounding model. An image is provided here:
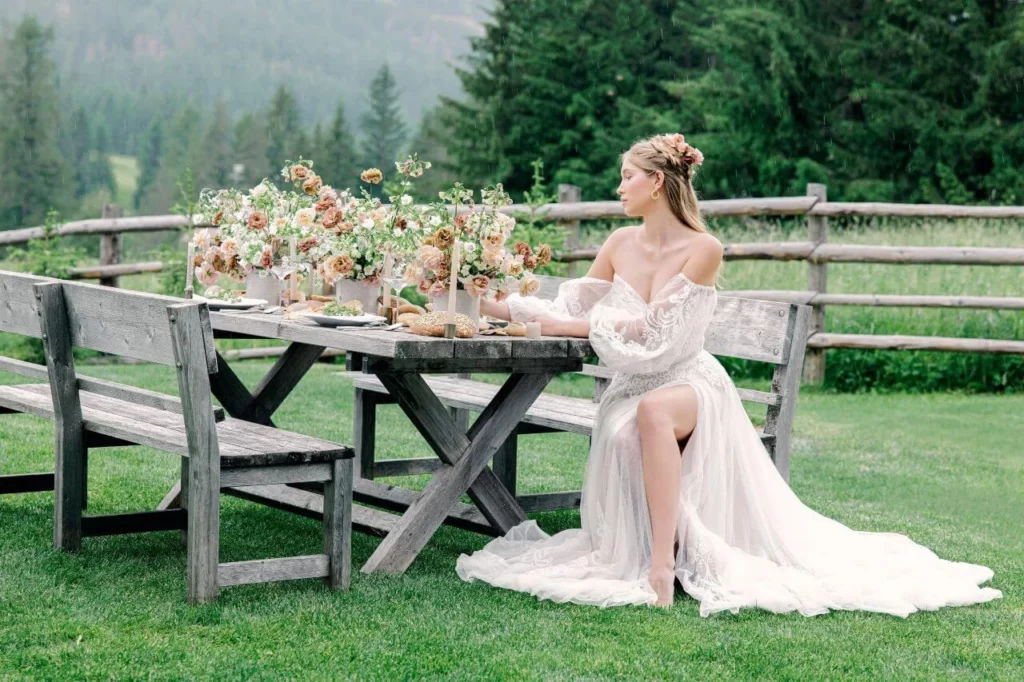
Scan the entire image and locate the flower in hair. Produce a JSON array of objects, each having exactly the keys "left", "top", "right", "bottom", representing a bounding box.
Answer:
[{"left": 664, "top": 133, "right": 704, "bottom": 167}]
